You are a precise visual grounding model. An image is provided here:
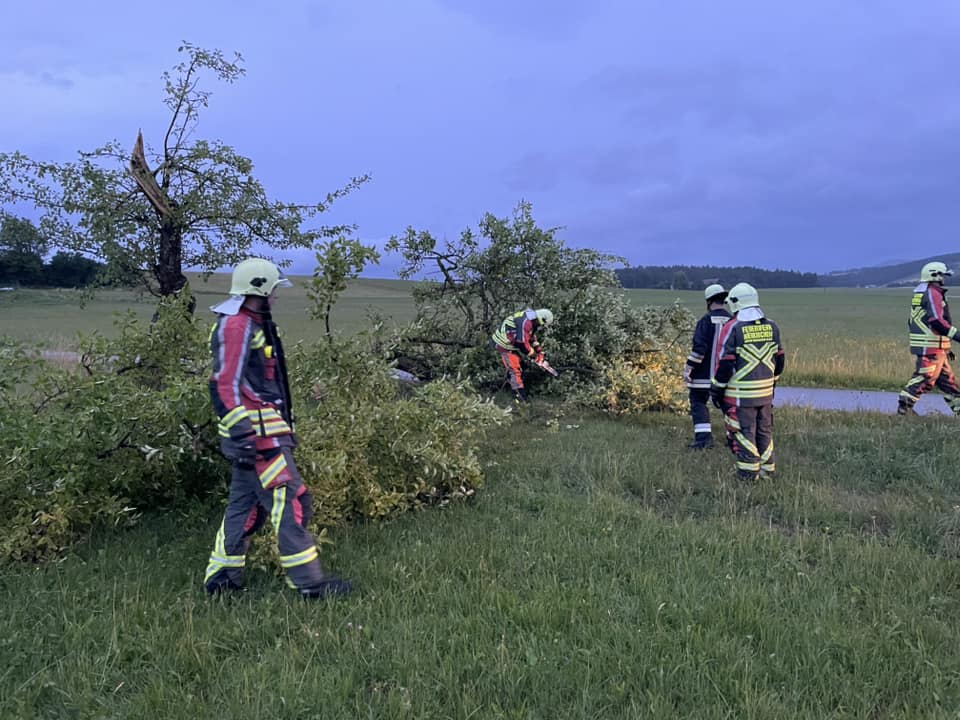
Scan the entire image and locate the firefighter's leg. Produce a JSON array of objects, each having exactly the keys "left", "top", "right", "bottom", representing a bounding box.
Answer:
[
  {"left": 688, "top": 388, "right": 713, "bottom": 449},
  {"left": 724, "top": 404, "right": 760, "bottom": 480},
  {"left": 899, "top": 354, "right": 938, "bottom": 414},
  {"left": 259, "top": 448, "right": 352, "bottom": 598},
  {"left": 204, "top": 463, "right": 261, "bottom": 593},
  {"left": 499, "top": 350, "right": 528, "bottom": 402},
  {"left": 756, "top": 403, "right": 775, "bottom": 477},
  {"left": 933, "top": 355, "right": 960, "bottom": 415}
]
